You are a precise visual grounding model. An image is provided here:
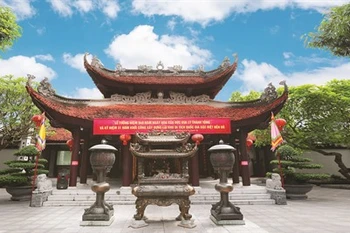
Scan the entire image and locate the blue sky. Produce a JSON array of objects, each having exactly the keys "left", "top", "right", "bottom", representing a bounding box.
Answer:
[{"left": 1, "top": 0, "right": 349, "bottom": 101}]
